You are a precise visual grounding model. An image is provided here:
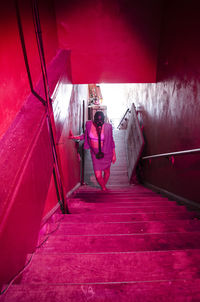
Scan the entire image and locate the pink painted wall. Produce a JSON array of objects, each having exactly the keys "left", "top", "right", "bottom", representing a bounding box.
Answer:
[
  {"left": 42, "top": 82, "right": 88, "bottom": 218},
  {"left": 54, "top": 0, "right": 162, "bottom": 83},
  {"left": 0, "top": 0, "right": 87, "bottom": 286},
  {"left": 54, "top": 84, "right": 87, "bottom": 196},
  {"left": 129, "top": 1, "right": 200, "bottom": 204},
  {"left": 1, "top": 0, "right": 199, "bottom": 288},
  {"left": 0, "top": 0, "right": 59, "bottom": 285},
  {"left": 0, "top": 0, "right": 58, "bottom": 139}
]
